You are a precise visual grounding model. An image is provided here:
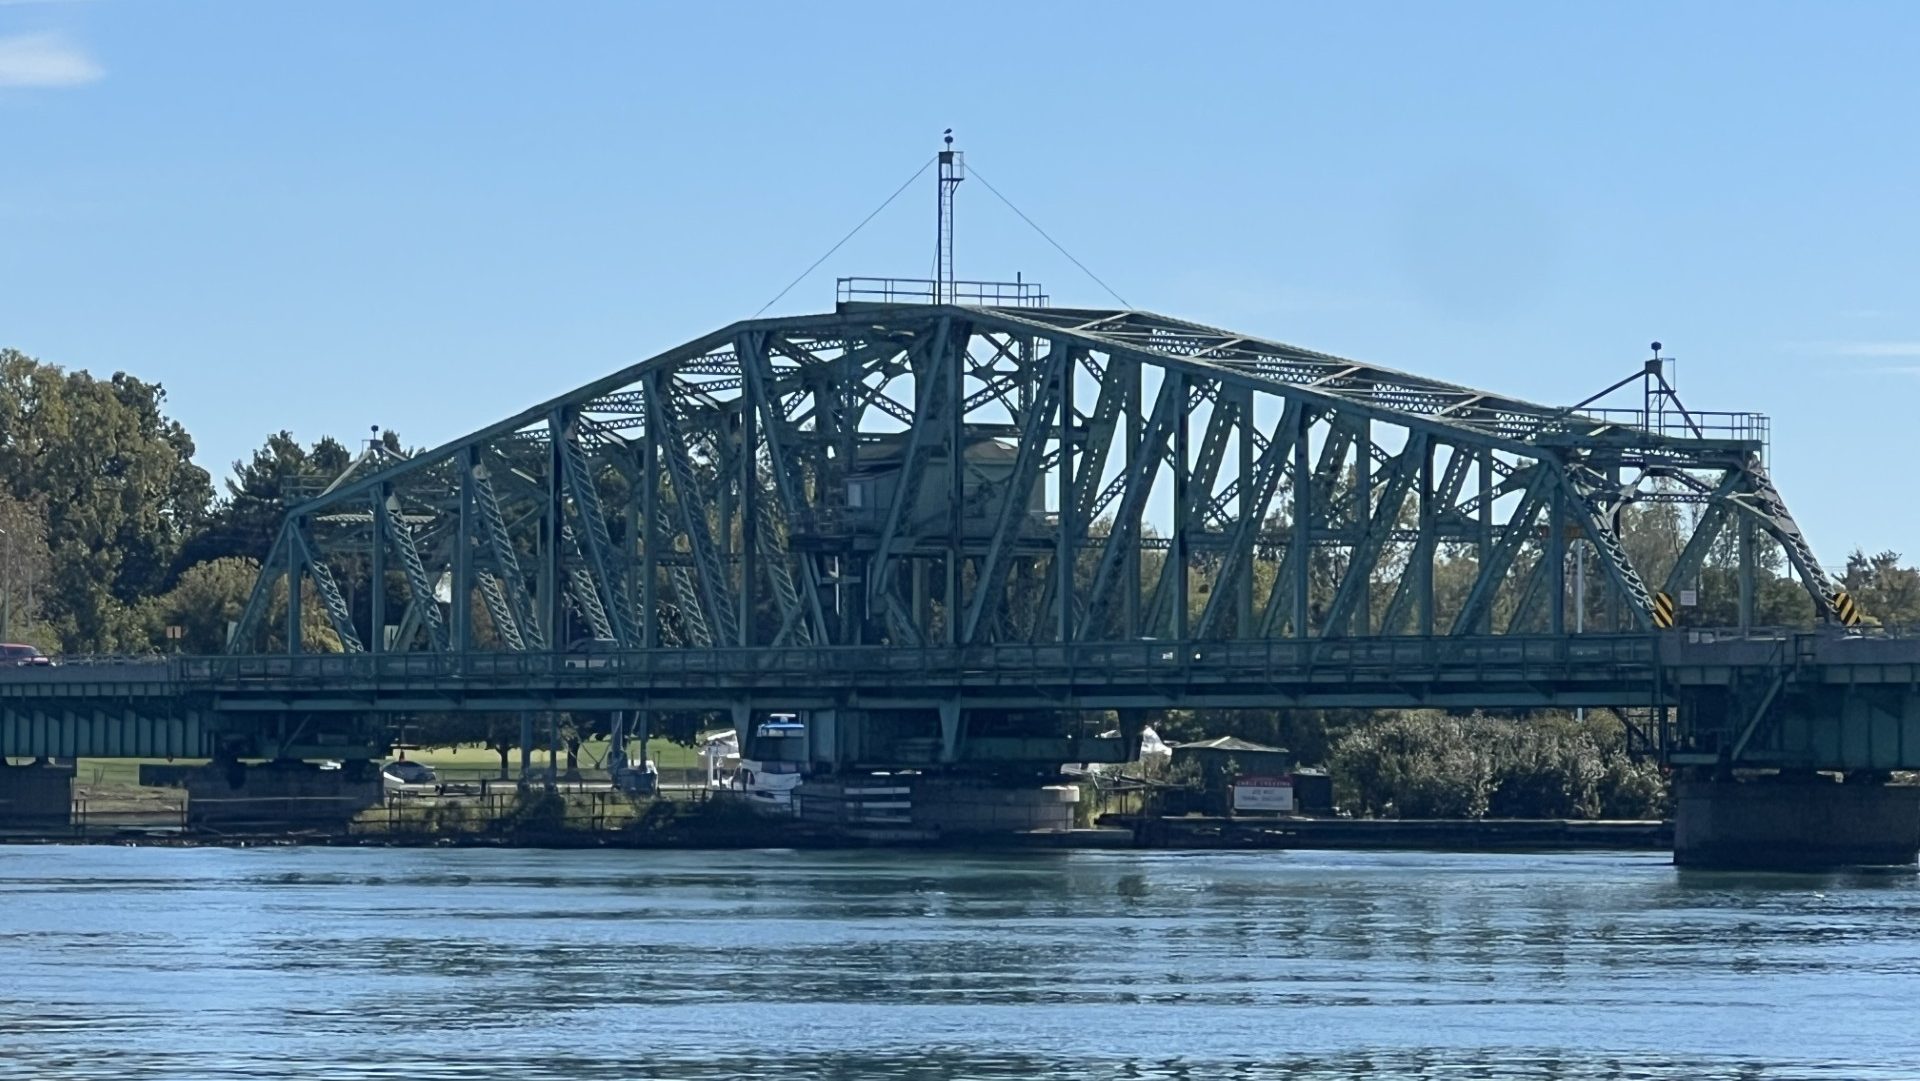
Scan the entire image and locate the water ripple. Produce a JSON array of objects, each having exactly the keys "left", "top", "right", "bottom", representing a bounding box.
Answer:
[{"left": 0, "top": 846, "right": 1914, "bottom": 1080}]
